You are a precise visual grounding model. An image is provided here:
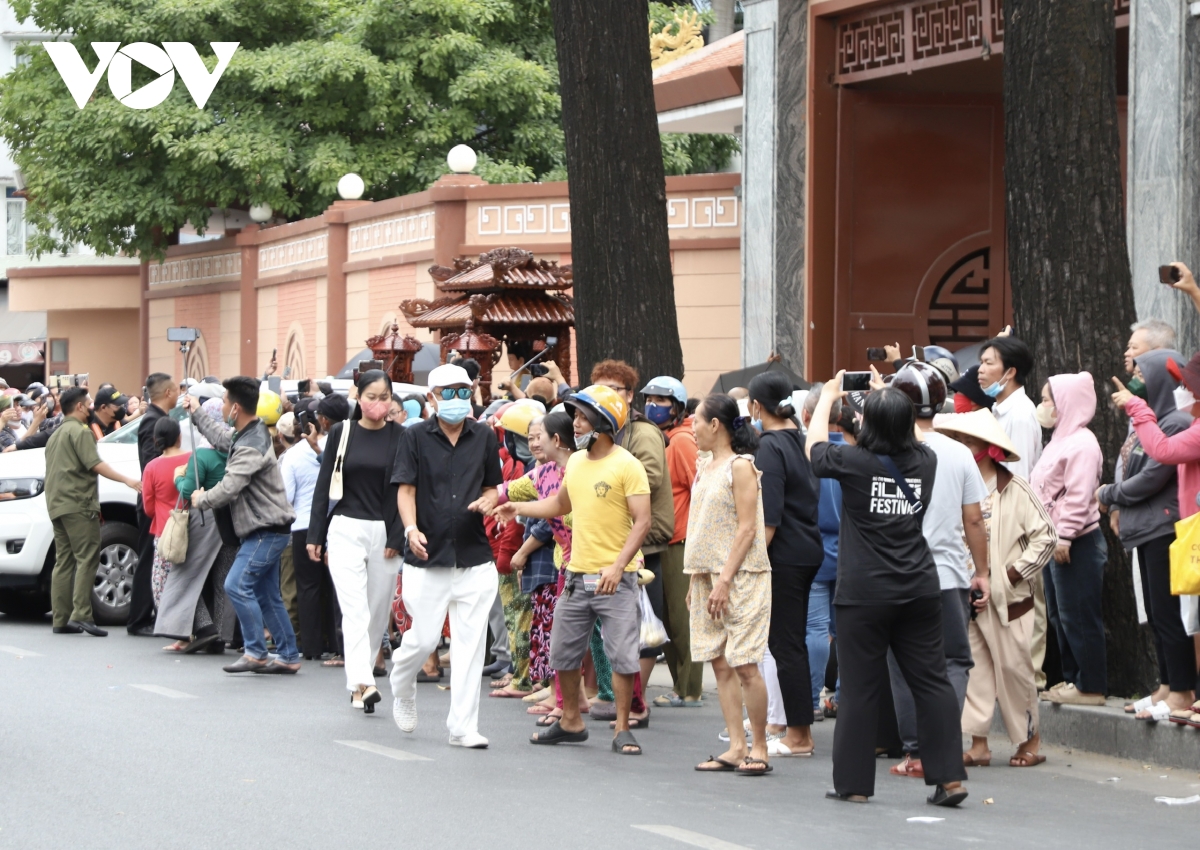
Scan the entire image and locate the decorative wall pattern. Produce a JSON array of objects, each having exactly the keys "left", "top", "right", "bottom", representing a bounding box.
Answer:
[
  {"left": 667, "top": 196, "right": 740, "bottom": 229},
  {"left": 926, "top": 247, "right": 992, "bottom": 345},
  {"left": 477, "top": 204, "right": 571, "bottom": 236},
  {"left": 259, "top": 234, "right": 327, "bottom": 273},
  {"left": 149, "top": 252, "right": 240, "bottom": 286},
  {"left": 836, "top": 0, "right": 1129, "bottom": 83},
  {"left": 349, "top": 210, "right": 434, "bottom": 254}
]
